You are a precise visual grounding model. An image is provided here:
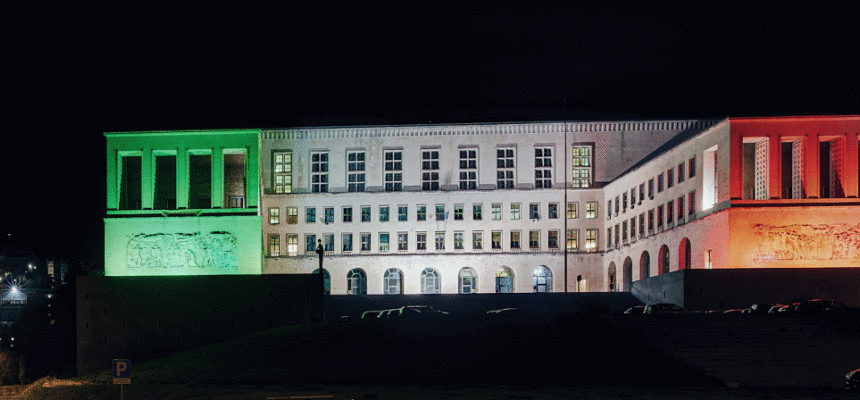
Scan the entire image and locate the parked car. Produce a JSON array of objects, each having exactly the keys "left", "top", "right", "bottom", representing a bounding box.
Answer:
[
  {"left": 623, "top": 305, "right": 646, "bottom": 314},
  {"left": 394, "top": 305, "right": 449, "bottom": 318},
  {"left": 643, "top": 303, "right": 685, "bottom": 314},
  {"left": 793, "top": 299, "right": 853, "bottom": 316},
  {"left": 360, "top": 310, "right": 384, "bottom": 319},
  {"left": 748, "top": 303, "right": 782, "bottom": 314}
]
